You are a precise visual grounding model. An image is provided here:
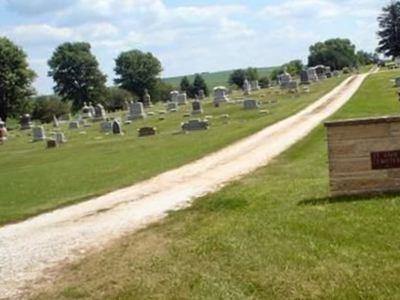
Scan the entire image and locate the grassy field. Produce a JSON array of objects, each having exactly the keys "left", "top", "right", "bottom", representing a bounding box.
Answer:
[
  {"left": 31, "top": 69, "right": 400, "bottom": 299},
  {"left": 0, "top": 76, "right": 347, "bottom": 225},
  {"left": 163, "top": 67, "right": 277, "bottom": 89}
]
